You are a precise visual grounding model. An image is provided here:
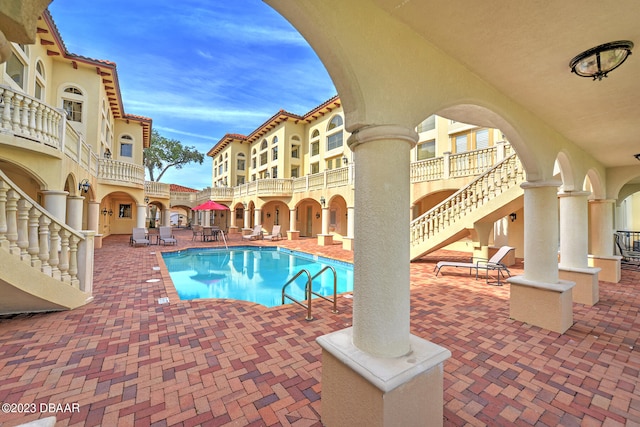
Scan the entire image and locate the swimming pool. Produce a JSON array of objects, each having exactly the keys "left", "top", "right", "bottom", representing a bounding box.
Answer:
[{"left": 161, "top": 246, "right": 353, "bottom": 308}]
